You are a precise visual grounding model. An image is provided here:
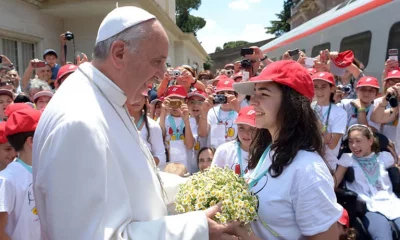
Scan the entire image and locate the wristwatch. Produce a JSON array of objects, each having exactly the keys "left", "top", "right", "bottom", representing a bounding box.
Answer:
[{"left": 260, "top": 54, "right": 268, "bottom": 61}]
